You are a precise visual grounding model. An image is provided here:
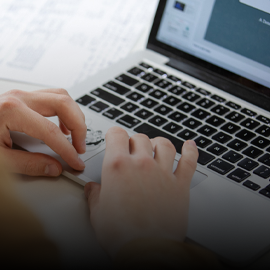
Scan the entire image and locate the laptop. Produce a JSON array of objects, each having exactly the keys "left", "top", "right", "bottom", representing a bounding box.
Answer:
[{"left": 11, "top": 0, "right": 270, "bottom": 267}]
